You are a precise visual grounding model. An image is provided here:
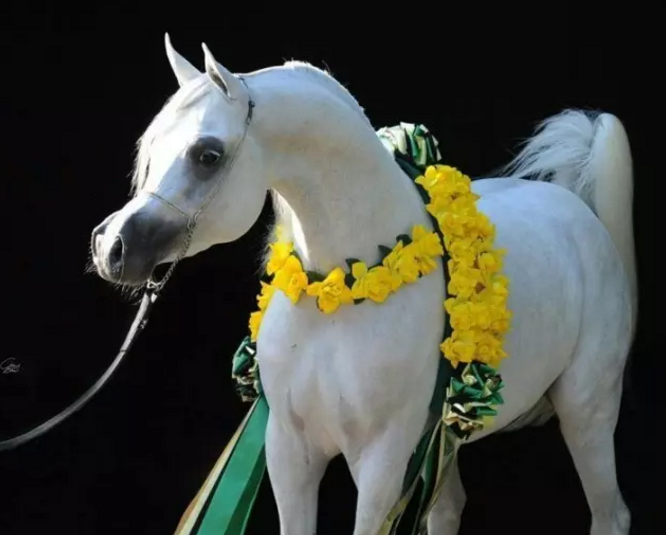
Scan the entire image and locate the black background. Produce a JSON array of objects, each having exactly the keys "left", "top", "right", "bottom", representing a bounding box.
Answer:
[{"left": 0, "top": 2, "right": 658, "bottom": 535}]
